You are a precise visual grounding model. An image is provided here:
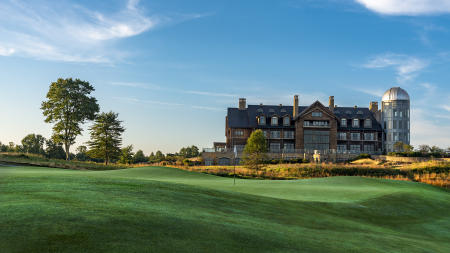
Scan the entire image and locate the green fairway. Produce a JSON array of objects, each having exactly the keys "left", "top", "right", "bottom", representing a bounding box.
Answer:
[{"left": 0, "top": 166, "right": 449, "bottom": 252}]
